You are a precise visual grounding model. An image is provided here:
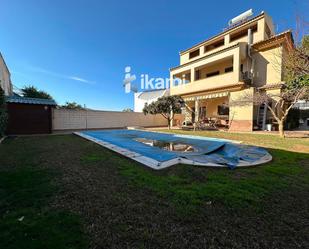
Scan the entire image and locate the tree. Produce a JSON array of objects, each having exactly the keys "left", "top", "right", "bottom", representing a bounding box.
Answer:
[
  {"left": 253, "top": 80, "right": 307, "bottom": 137},
  {"left": 122, "top": 108, "right": 134, "bottom": 112},
  {"left": 269, "top": 34, "right": 308, "bottom": 137},
  {"left": 61, "top": 102, "right": 84, "bottom": 110},
  {"left": 0, "top": 88, "right": 8, "bottom": 137},
  {"left": 143, "top": 96, "right": 184, "bottom": 129},
  {"left": 243, "top": 35, "right": 309, "bottom": 137},
  {"left": 284, "top": 35, "right": 309, "bottom": 82},
  {"left": 21, "top": 85, "right": 53, "bottom": 100}
]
